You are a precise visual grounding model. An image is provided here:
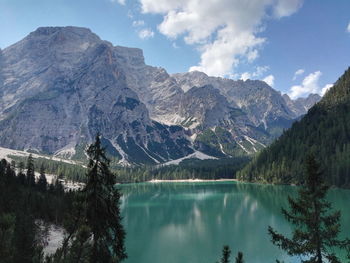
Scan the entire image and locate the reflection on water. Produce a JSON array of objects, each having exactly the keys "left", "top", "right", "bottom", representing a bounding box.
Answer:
[{"left": 119, "top": 182, "right": 350, "bottom": 263}]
